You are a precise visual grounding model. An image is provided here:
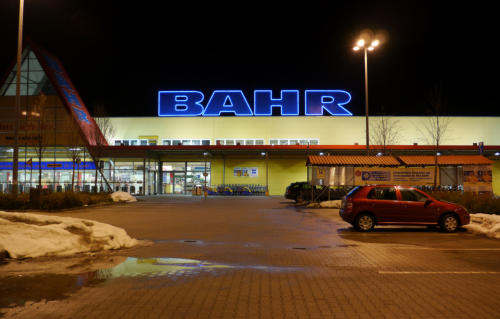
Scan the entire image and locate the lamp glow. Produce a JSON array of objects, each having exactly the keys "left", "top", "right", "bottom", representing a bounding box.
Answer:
[{"left": 356, "top": 39, "right": 365, "bottom": 47}]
